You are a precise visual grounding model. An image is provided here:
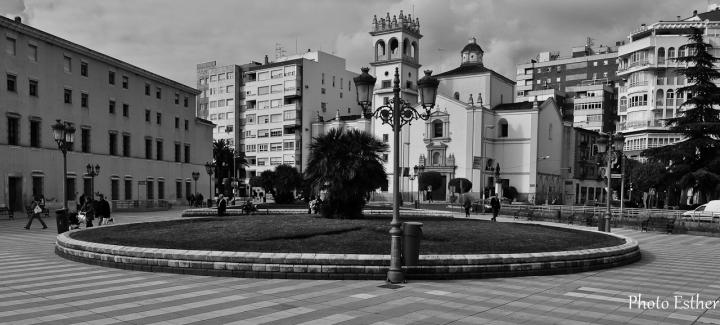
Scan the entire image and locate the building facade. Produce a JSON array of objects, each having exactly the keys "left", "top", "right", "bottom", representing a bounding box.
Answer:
[
  {"left": 196, "top": 61, "right": 260, "bottom": 149},
  {"left": 617, "top": 8, "right": 720, "bottom": 158},
  {"left": 240, "top": 51, "right": 361, "bottom": 180},
  {"left": 515, "top": 42, "right": 619, "bottom": 132},
  {"left": 0, "top": 16, "right": 213, "bottom": 211}
]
